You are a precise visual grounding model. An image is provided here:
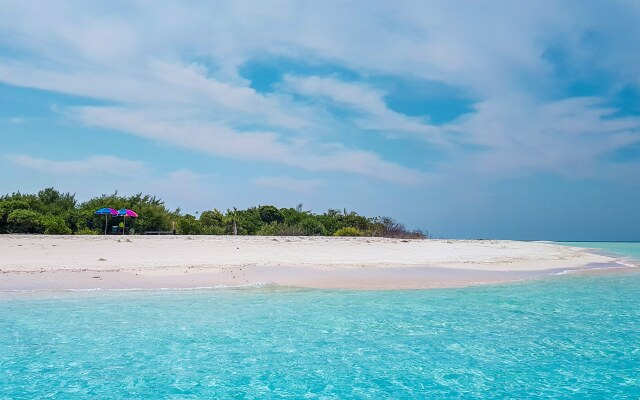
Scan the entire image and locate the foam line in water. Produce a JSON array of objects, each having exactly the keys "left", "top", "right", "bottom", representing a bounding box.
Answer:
[{"left": 0, "top": 281, "right": 279, "bottom": 294}]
